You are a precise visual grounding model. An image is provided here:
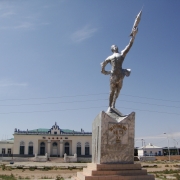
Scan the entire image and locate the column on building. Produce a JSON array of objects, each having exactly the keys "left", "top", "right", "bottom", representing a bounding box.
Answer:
[
  {"left": 34, "top": 138, "right": 39, "bottom": 156},
  {"left": 59, "top": 140, "right": 63, "bottom": 157},
  {"left": 24, "top": 139, "right": 29, "bottom": 155},
  {"left": 71, "top": 139, "right": 76, "bottom": 155},
  {"left": 47, "top": 140, "right": 51, "bottom": 157},
  {"left": 81, "top": 139, "right": 85, "bottom": 155}
]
